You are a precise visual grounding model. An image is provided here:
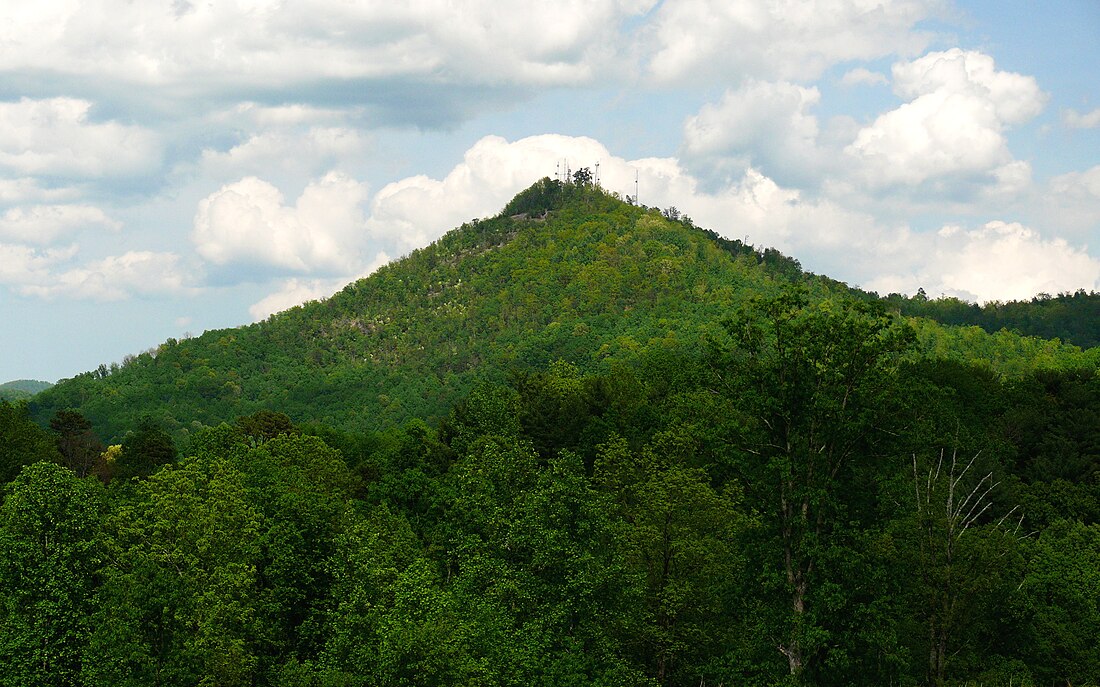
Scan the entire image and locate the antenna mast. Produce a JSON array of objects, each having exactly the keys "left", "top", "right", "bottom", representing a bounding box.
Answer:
[{"left": 634, "top": 169, "right": 639, "bottom": 205}]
